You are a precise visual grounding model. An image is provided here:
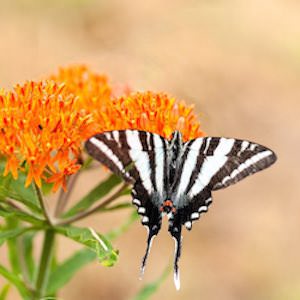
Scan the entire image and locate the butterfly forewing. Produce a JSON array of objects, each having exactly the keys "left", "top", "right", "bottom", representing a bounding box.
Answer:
[
  {"left": 210, "top": 139, "right": 277, "bottom": 190},
  {"left": 85, "top": 130, "right": 167, "bottom": 186}
]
